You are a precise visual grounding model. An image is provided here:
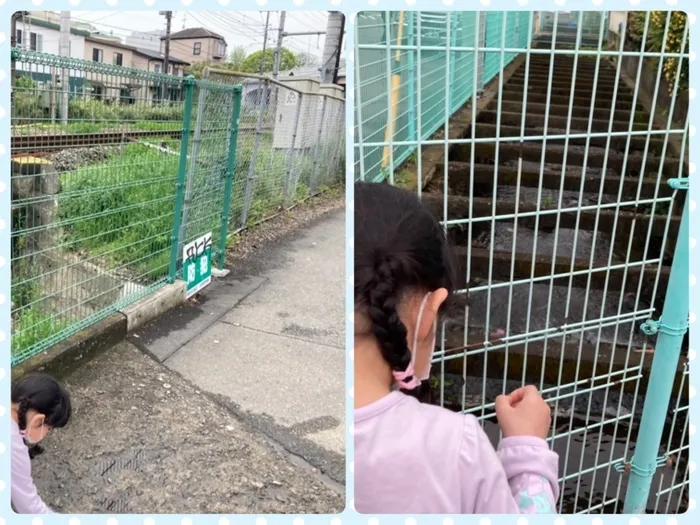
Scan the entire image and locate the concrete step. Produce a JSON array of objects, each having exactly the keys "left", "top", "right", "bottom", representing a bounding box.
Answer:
[
  {"left": 450, "top": 244, "right": 668, "bottom": 296},
  {"left": 498, "top": 90, "right": 639, "bottom": 110},
  {"left": 469, "top": 123, "right": 668, "bottom": 153},
  {"left": 432, "top": 161, "right": 671, "bottom": 201},
  {"left": 477, "top": 109, "right": 650, "bottom": 134},
  {"left": 420, "top": 192, "right": 677, "bottom": 242},
  {"left": 451, "top": 141, "right": 680, "bottom": 178},
  {"left": 503, "top": 83, "right": 634, "bottom": 102},
  {"left": 495, "top": 100, "right": 649, "bottom": 122},
  {"left": 509, "top": 73, "right": 627, "bottom": 89}
]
